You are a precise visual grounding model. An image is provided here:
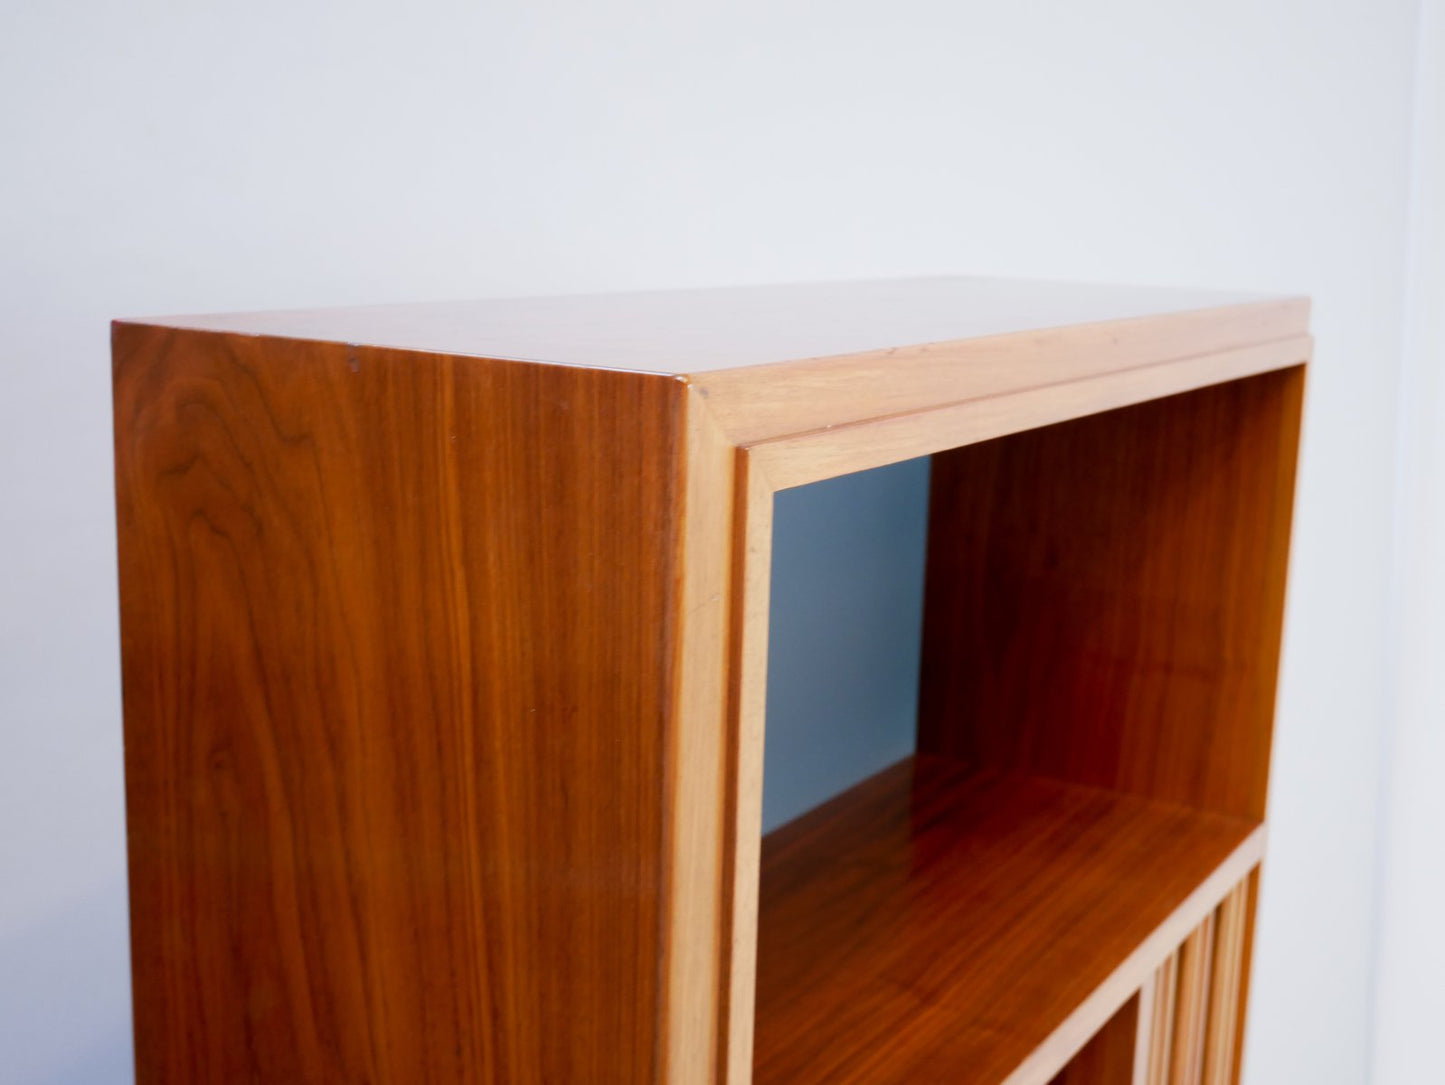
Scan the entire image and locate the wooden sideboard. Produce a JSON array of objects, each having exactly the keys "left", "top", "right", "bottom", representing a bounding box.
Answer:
[{"left": 112, "top": 277, "right": 1308, "bottom": 1083}]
